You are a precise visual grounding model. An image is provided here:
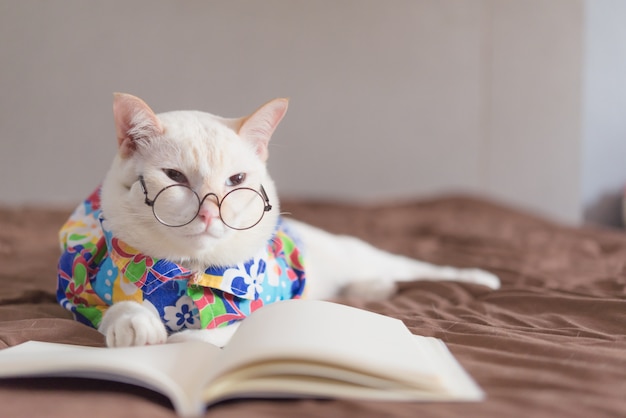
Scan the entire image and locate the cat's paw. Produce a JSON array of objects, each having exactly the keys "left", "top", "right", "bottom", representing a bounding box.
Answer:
[
  {"left": 167, "top": 323, "right": 240, "bottom": 348},
  {"left": 99, "top": 301, "right": 168, "bottom": 347},
  {"left": 457, "top": 268, "right": 500, "bottom": 290}
]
